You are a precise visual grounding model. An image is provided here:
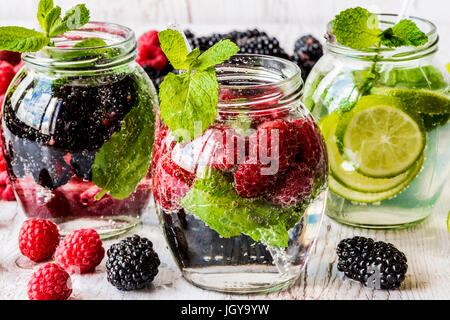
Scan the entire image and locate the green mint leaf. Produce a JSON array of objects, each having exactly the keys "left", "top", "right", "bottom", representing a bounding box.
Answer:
[
  {"left": 44, "top": 6, "right": 62, "bottom": 35},
  {"left": 0, "top": 26, "right": 49, "bottom": 52},
  {"left": 37, "top": 0, "right": 54, "bottom": 31},
  {"left": 158, "top": 29, "right": 190, "bottom": 69},
  {"left": 74, "top": 38, "right": 107, "bottom": 48},
  {"left": 49, "top": 4, "right": 90, "bottom": 37},
  {"left": 332, "top": 7, "right": 381, "bottom": 49},
  {"left": 192, "top": 39, "right": 240, "bottom": 70},
  {"left": 92, "top": 78, "right": 156, "bottom": 200},
  {"left": 159, "top": 69, "right": 219, "bottom": 143},
  {"left": 184, "top": 47, "right": 201, "bottom": 64},
  {"left": 181, "top": 169, "right": 293, "bottom": 247},
  {"left": 380, "top": 19, "right": 428, "bottom": 48}
]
